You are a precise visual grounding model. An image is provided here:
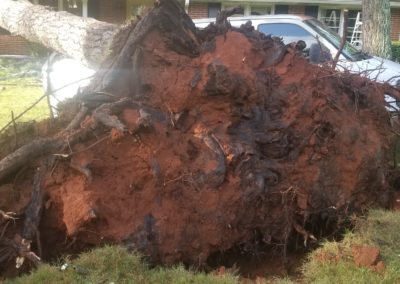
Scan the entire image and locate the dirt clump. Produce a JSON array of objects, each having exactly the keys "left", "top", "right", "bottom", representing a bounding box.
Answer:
[
  {"left": 351, "top": 245, "right": 385, "bottom": 271},
  {"left": 0, "top": 0, "right": 400, "bottom": 277}
]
